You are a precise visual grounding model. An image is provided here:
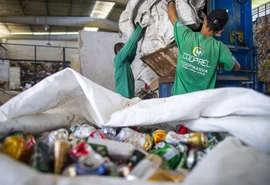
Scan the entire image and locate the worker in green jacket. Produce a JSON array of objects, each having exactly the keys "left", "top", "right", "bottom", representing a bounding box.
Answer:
[
  {"left": 114, "top": 25, "right": 143, "bottom": 98},
  {"left": 165, "top": 0, "right": 241, "bottom": 95}
]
